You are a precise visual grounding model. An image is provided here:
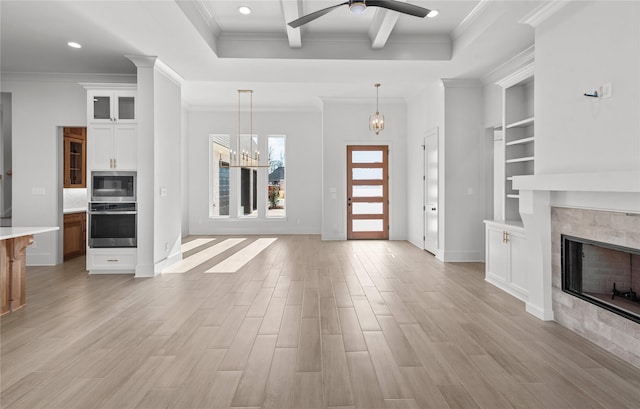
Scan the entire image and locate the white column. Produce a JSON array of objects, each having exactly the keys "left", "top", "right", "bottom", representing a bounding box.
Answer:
[
  {"left": 519, "top": 189, "right": 555, "bottom": 320},
  {"left": 126, "top": 55, "right": 157, "bottom": 277}
]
